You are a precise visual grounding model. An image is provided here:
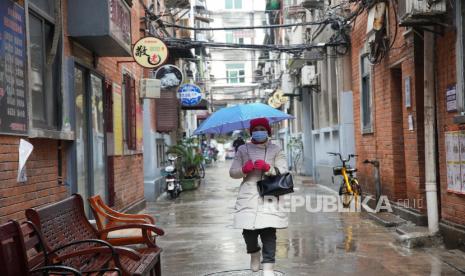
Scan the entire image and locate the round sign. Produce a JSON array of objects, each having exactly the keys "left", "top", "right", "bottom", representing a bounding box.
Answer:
[
  {"left": 154, "top": 65, "right": 184, "bottom": 90},
  {"left": 132, "top": 37, "right": 169, "bottom": 68},
  {"left": 178, "top": 84, "right": 202, "bottom": 106}
]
